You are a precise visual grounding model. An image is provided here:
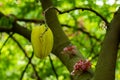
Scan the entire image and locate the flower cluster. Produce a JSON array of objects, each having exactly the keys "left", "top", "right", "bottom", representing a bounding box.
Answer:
[
  {"left": 63, "top": 45, "right": 77, "bottom": 55},
  {"left": 71, "top": 59, "right": 91, "bottom": 75}
]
